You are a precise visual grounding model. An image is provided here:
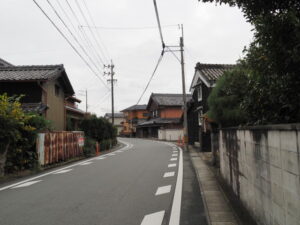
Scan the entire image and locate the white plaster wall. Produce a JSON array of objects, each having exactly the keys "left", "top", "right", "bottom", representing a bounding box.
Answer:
[
  {"left": 219, "top": 126, "right": 300, "bottom": 225},
  {"left": 159, "top": 129, "right": 183, "bottom": 141}
]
